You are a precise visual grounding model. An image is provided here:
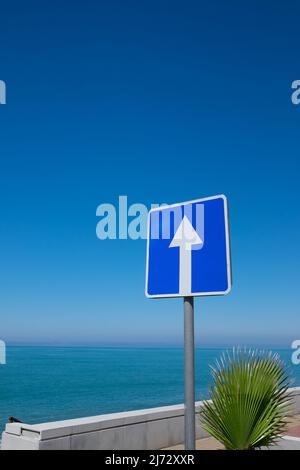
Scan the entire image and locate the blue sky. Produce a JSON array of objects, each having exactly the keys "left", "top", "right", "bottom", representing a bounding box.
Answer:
[{"left": 0, "top": 1, "right": 300, "bottom": 347}]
